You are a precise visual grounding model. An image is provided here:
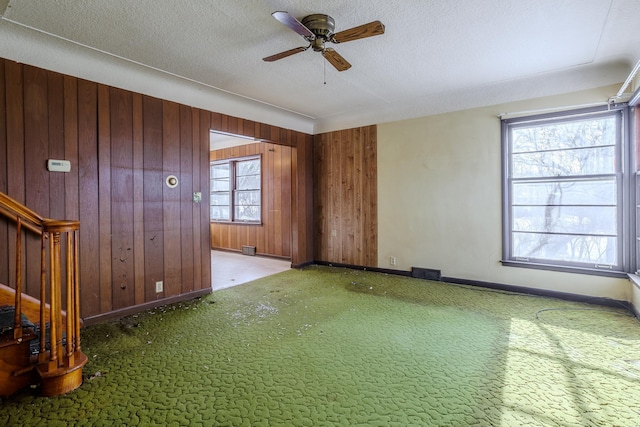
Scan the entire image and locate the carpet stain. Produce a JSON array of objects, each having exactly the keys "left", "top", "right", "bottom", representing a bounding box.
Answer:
[{"left": 1, "top": 265, "right": 639, "bottom": 426}]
